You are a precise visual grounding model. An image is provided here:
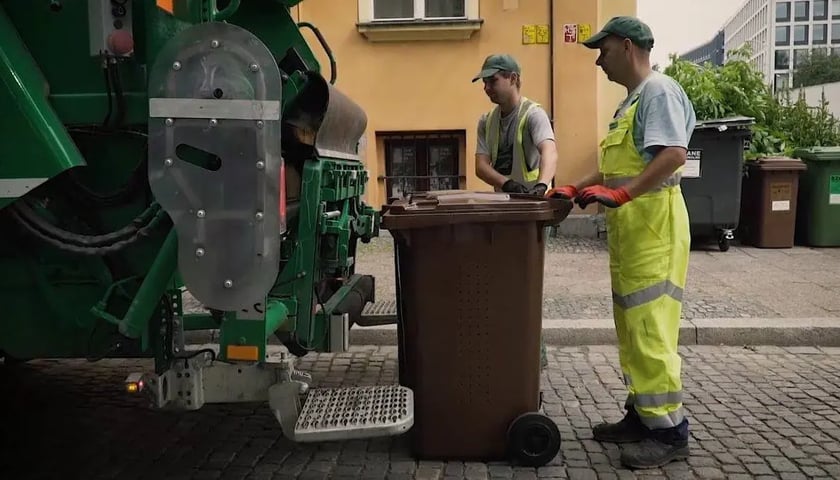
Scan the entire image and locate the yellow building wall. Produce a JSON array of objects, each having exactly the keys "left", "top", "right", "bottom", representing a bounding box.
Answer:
[{"left": 292, "top": 0, "right": 636, "bottom": 210}]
